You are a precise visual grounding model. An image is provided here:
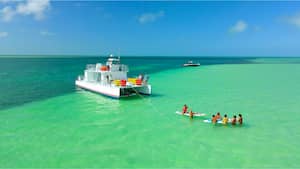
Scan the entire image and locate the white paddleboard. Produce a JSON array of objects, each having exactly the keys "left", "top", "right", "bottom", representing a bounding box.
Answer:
[
  {"left": 175, "top": 111, "right": 206, "bottom": 117},
  {"left": 203, "top": 119, "right": 223, "bottom": 124}
]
